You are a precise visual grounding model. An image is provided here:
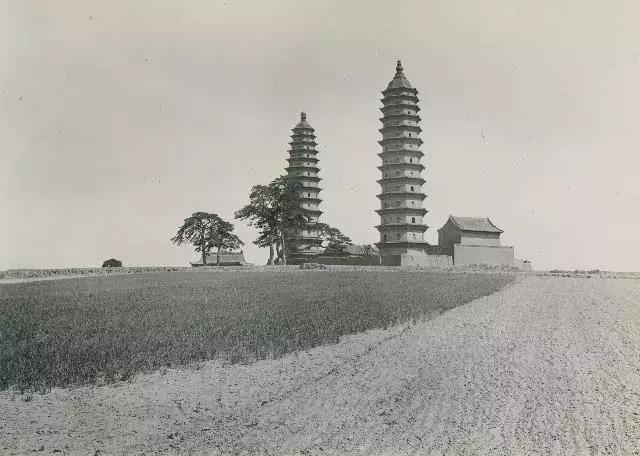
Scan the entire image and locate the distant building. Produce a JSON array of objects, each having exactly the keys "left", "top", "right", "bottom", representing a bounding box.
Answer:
[
  {"left": 284, "top": 112, "right": 324, "bottom": 264},
  {"left": 375, "top": 61, "right": 428, "bottom": 256},
  {"left": 438, "top": 216, "right": 504, "bottom": 249},
  {"left": 315, "top": 244, "right": 381, "bottom": 266},
  {"left": 437, "top": 215, "right": 515, "bottom": 267},
  {"left": 190, "top": 251, "right": 250, "bottom": 267},
  {"left": 320, "top": 244, "right": 379, "bottom": 257}
]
